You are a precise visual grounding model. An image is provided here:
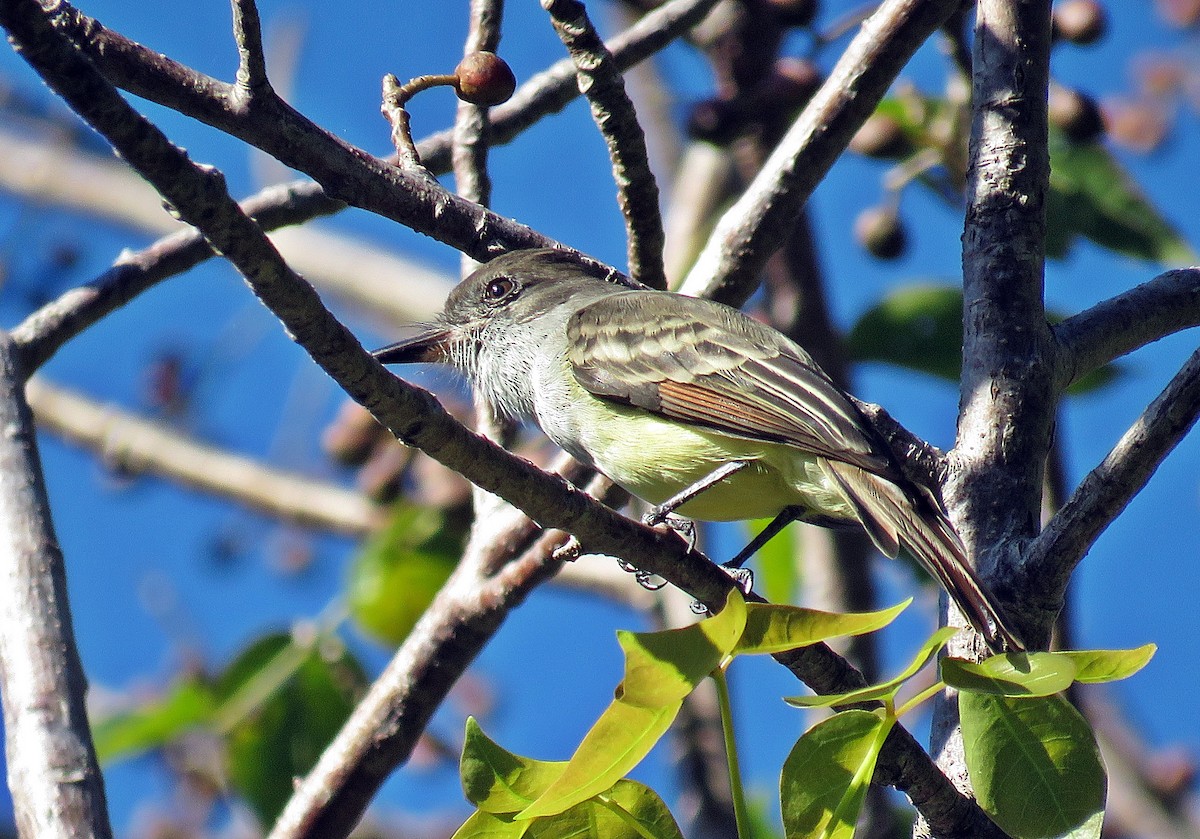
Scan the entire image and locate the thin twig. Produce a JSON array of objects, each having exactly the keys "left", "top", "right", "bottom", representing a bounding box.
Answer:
[
  {"left": 453, "top": 0, "right": 504, "bottom": 219},
  {"left": 543, "top": 0, "right": 666, "bottom": 288},
  {"left": 679, "top": 0, "right": 966, "bottom": 306},
  {"left": 0, "top": 333, "right": 113, "bottom": 839},
  {"left": 10, "top": 181, "right": 348, "bottom": 372},
  {"left": 231, "top": 0, "right": 269, "bottom": 96},
  {"left": 26, "top": 377, "right": 381, "bottom": 536}
]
